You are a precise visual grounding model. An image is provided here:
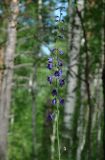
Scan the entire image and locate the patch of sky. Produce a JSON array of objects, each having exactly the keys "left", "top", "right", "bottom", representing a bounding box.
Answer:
[
  {"left": 45, "top": 1, "right": 67, "bottom": 27},
  {"left": 18, "top": 16, "right": 35, "bottom": 26},
  {"left": 0, "top": 9, "right": 3, "bottom": 15},
  {"left": 19, "top": 2, "right": 26, "bottom": 13},
  {"left": 40, "top": 43, "right": 55, "bottom": 56},
  {"left": 54, "top": 1, "right": 68, "bottom": 17},
  {"left": 40, "top": 1, "right": 68, "bottom": 56},
  {"left": 43, "top": 0, "right": 50, "bottom": 6},
  {"left": 18, "top": 2, "right": 36, "bottom": 26}
]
